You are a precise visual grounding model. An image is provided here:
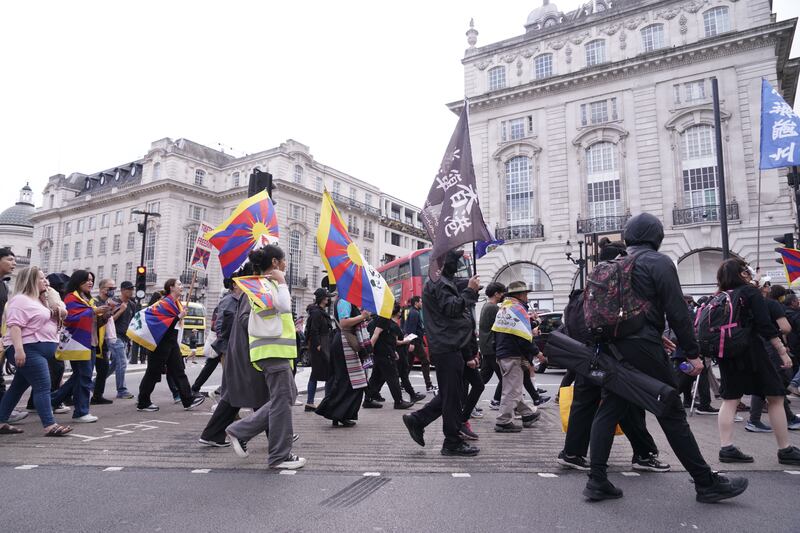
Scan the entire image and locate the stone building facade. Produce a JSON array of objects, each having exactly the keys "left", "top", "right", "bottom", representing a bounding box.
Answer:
[
  {"left": 30, "top": 138, "right": 425, "bottom": 318},
  {"left": 378, "top": 193, "right": 430, "bottom": 265},
  {"left": 459, "top": 0, "right": 800, "bottom": 310},
  {"left": 0, "top": 184, "right": 36, "bottom": 274}
]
